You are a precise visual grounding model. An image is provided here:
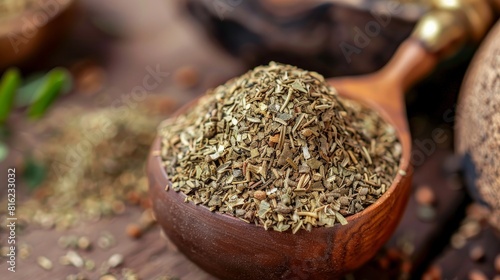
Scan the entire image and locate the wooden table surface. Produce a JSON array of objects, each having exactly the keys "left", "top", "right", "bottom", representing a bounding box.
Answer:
[{"left": 1, "top": 1, "right": 499, "bottom": 279}]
